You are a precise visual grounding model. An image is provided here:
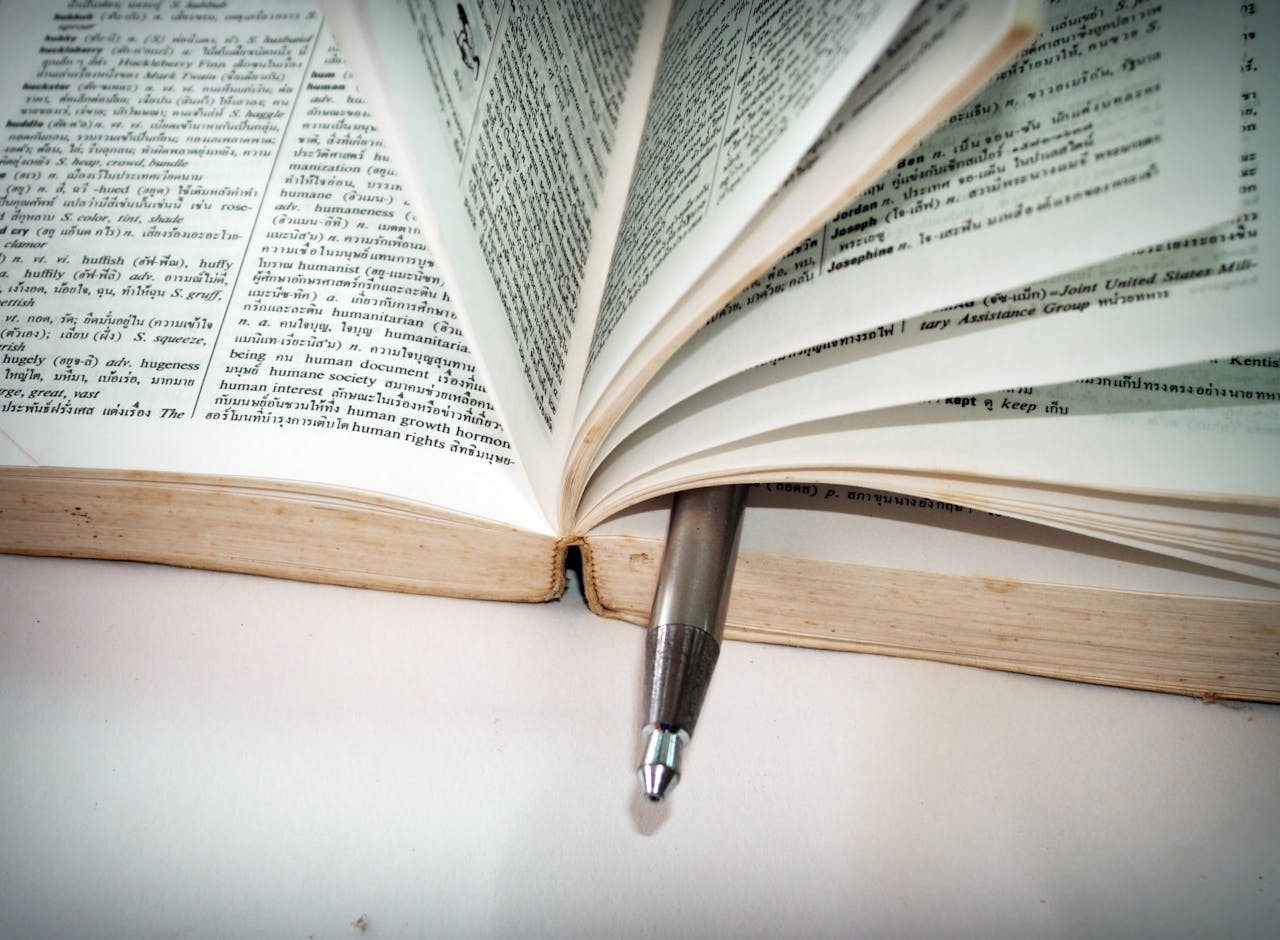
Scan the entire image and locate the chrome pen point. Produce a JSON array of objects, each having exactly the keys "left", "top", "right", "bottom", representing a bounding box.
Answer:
[{"left": 638, "top": 725, "right": 684, "bottom": 801}]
